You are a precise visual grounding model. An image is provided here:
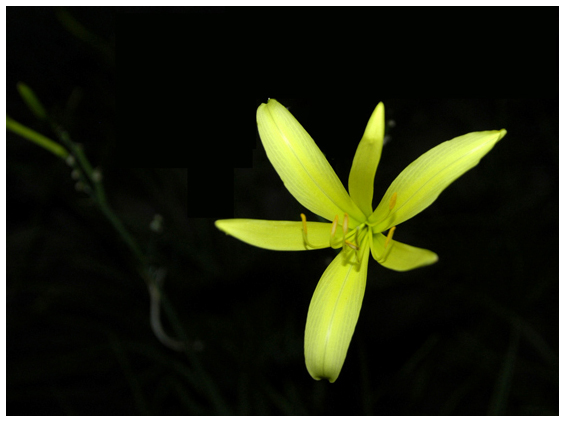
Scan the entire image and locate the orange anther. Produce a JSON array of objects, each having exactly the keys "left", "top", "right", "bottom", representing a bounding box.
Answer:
[
  {"left": 389, "top": 192, "right": 398, "bottom": 210},
  {"left": 300, "top": 213, "right": 308, "bottom": 234}
]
